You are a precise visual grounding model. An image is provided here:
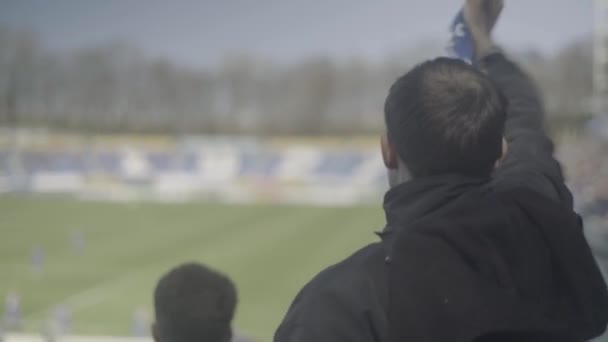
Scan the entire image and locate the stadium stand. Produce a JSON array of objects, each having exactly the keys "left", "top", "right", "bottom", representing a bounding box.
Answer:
[{"left": 0, "top": 136, "right": 387, "bottom": 205}]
